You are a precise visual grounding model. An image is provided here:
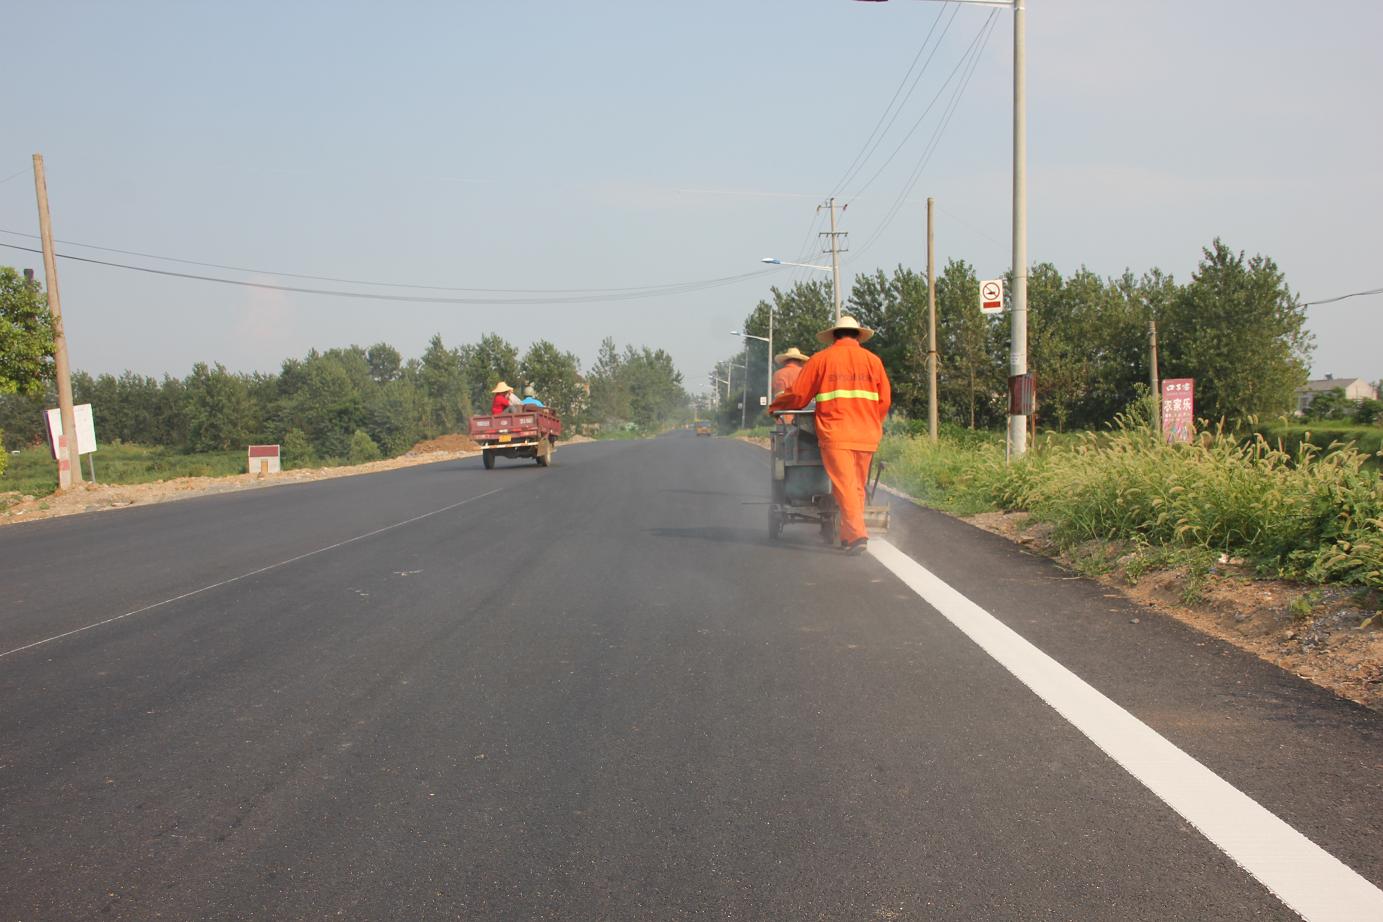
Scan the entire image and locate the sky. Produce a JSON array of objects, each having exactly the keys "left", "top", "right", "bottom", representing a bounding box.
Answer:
[{"left": 2, "top": 1, "right": 1379, "bottom": 394}]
